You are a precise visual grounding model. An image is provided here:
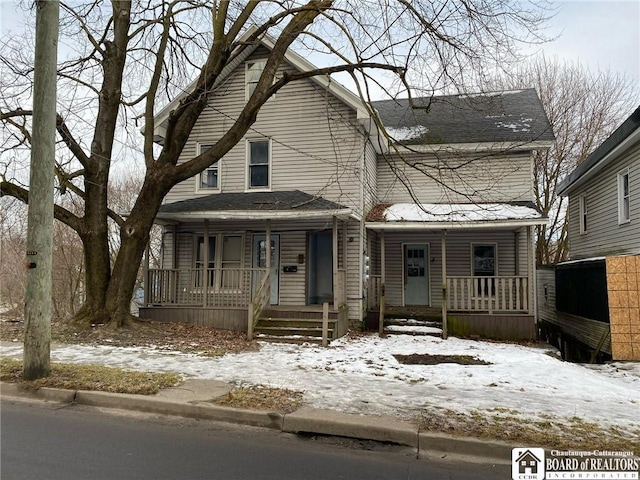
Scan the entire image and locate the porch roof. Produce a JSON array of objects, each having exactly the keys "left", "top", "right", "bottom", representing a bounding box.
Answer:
[
  {"left": 366, "top": 202, "right": 546, "bottom": 230},
  {"left": 155, "top": 190, "right": 352, "bottom": 222}
]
